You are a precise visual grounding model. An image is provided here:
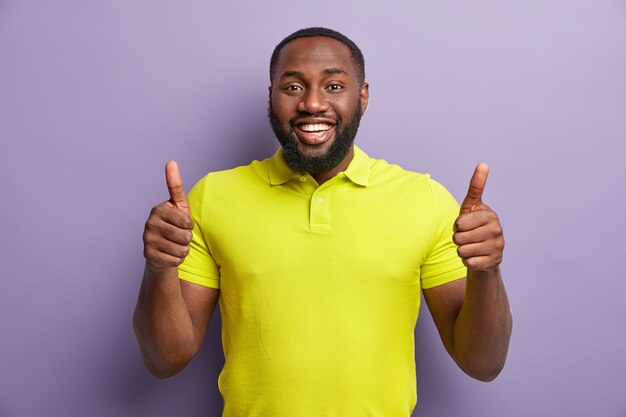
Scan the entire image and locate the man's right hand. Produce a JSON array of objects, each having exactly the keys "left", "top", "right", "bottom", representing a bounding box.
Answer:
[
  {"left": 143, "top": 161, "right": 194, "bottom": 268},
  {"left": 135, "top": 161, "right": 218, "bottom": 379}
]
